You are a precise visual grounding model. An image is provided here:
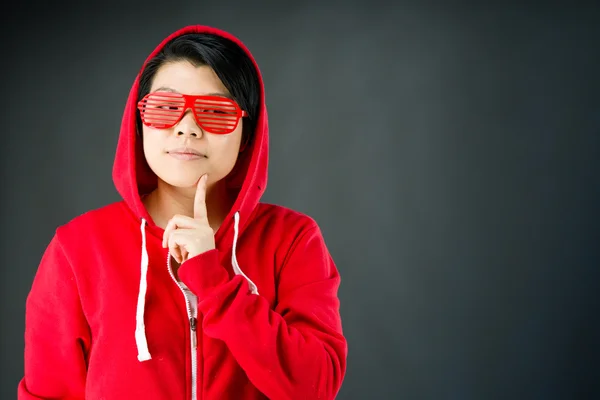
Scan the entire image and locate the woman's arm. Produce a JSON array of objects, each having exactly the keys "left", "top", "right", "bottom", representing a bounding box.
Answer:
[
  {"left": 18, "top": 231, "right": 90, "bottom": 399},
  {"left": 179, "top": 223, "right": 348, "bottom": 400}
]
